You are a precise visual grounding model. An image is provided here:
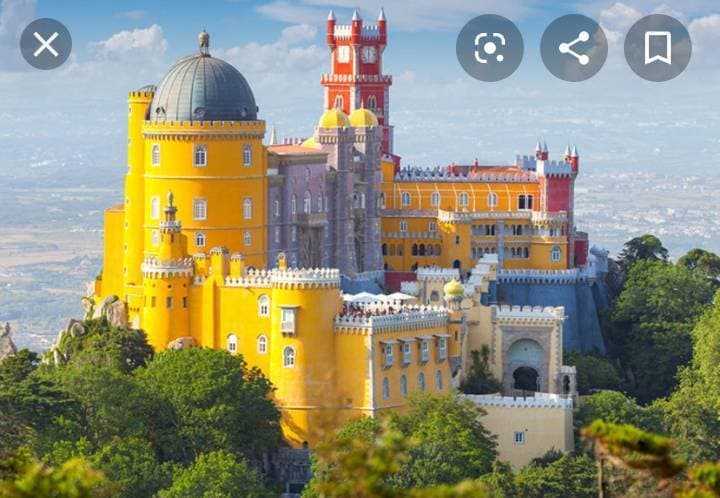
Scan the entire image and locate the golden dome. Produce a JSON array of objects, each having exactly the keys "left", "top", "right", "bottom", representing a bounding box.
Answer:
[
  {"left": 318, "top": 108, "right": 350, "bottom": 128},
  {"left": 349, "top": 107, "right": 379, "bottom": 127},
  {"left": 443, "top": 279, "right": 464, "bottom": 297},
  {"left": 301, "top": 136, "right": 319, "bottom": 149}
]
